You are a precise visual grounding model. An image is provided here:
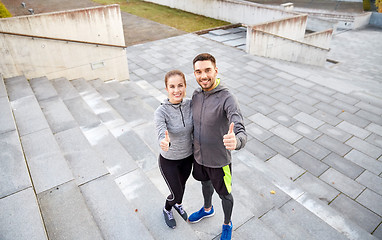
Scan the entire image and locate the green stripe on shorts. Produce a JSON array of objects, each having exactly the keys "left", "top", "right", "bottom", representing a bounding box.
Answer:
[{"left": 222, "top": 165, "right": 232, "bottom": 194}]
